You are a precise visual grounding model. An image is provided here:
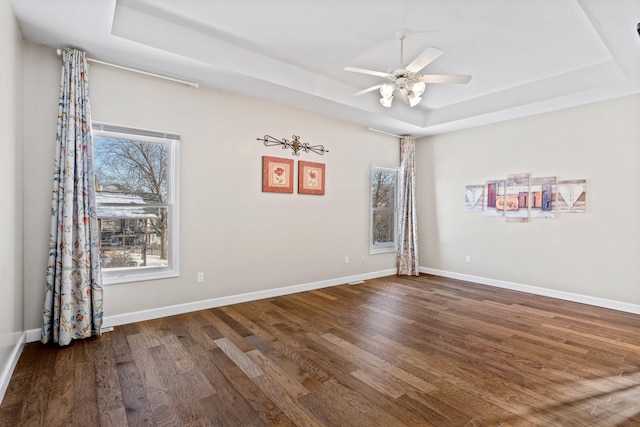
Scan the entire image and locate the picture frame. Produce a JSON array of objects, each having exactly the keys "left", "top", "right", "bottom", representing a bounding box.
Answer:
[
  {"left": 530, "top": 176, "right": 556, "bottom": 218},
  {"left": 557, "top": 179, "right": 586, "bottom": 213},
  {"left": 483, "top": 179, "right": 505, "bottom": 217},
  {"left": 505, "top": 173, "right": 529, "bottom": 222},
  {"left": 464, "top": 184, "right": 484, "bottom": 212},
  {"left": 262, "top": 156, "right": 294, "bottom": 193},
  {"left": 298, "top": 160, "right": 325, "bottom": 195}
]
